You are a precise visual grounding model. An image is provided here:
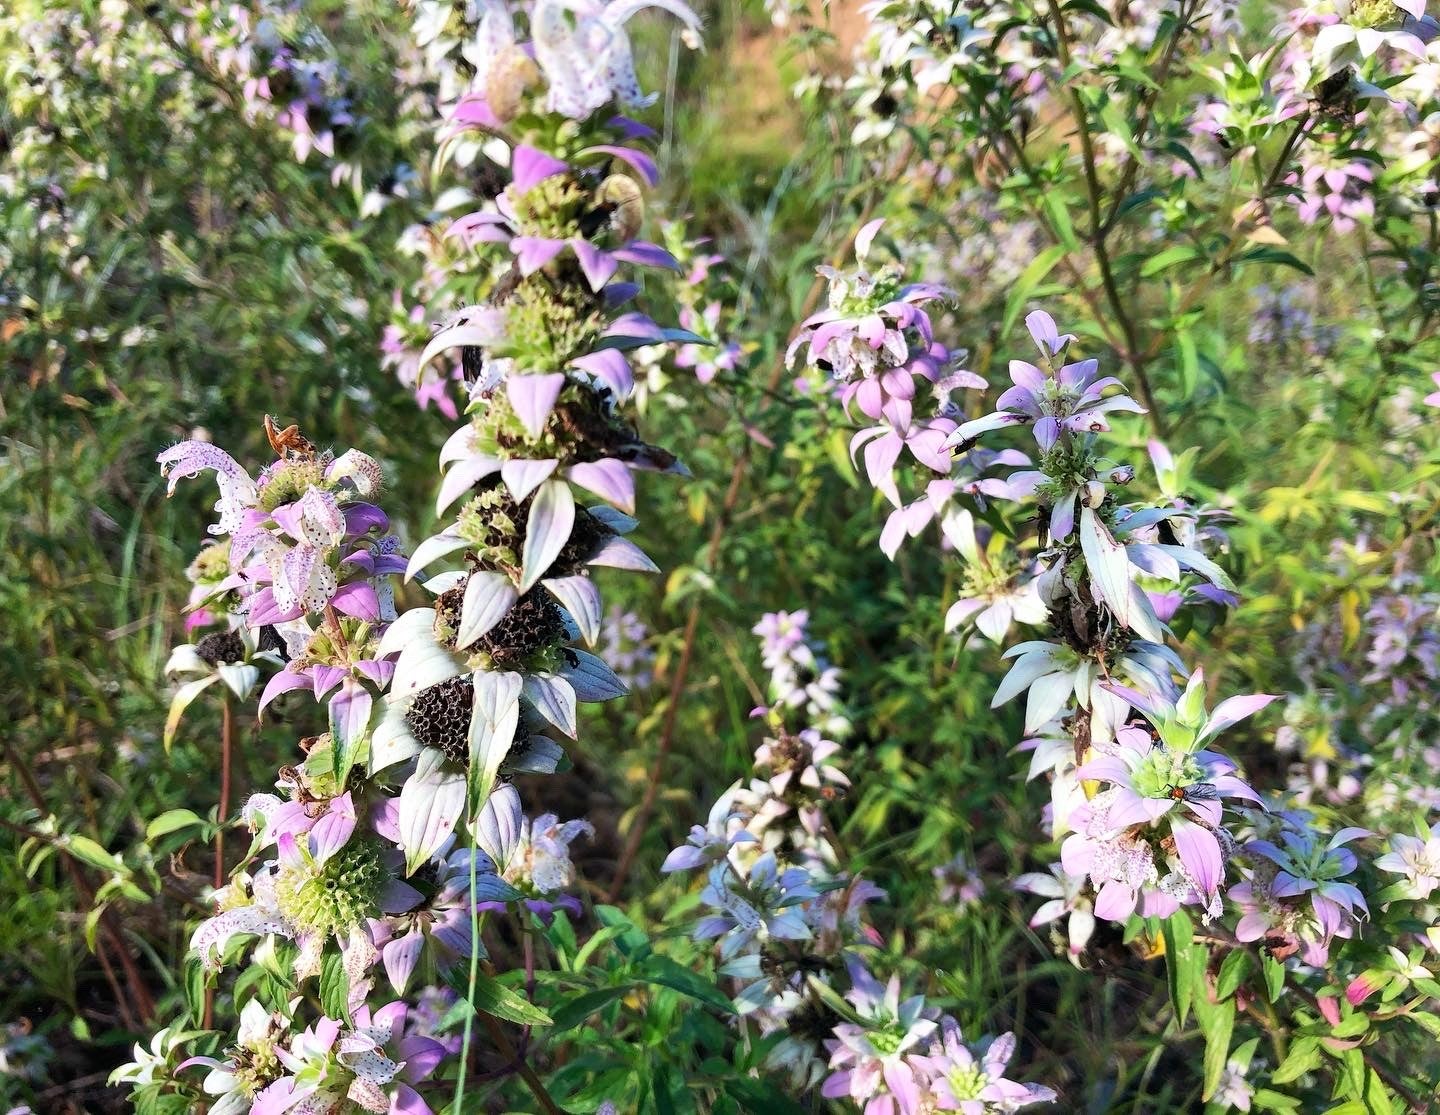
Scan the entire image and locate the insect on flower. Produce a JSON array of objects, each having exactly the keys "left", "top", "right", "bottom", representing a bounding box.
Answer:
[
  {"left": 1164, "top": 782, "right": 1220, "bottom": 803},
  {"left": 264, "top": 414, "right": 315, "bottom": 459}
]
